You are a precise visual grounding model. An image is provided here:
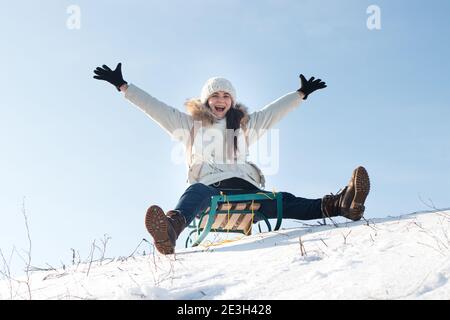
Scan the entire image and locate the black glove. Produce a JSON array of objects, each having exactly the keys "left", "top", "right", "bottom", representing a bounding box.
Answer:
[
  {"left": 93, "top": 63, "right": 127, "bottom": 91},
  {"left": 297, "top": 74, "right": 327, "bottom": 100}
]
